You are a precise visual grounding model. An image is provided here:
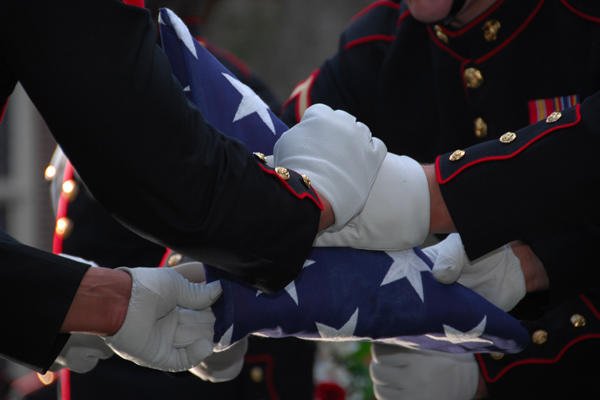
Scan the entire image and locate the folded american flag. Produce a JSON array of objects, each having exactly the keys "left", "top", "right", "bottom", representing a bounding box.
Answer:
[{"left": 159, "top": 8, "right": 528, "bottom": 354}]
